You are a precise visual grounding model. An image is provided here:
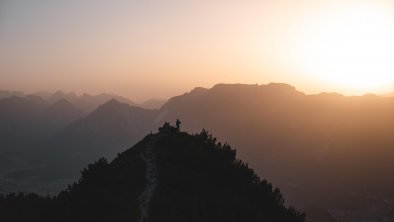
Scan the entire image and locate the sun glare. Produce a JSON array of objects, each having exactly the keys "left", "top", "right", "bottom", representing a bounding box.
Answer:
[{"left": 295, "top": 4, "right": 394, "bottom": 94}]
